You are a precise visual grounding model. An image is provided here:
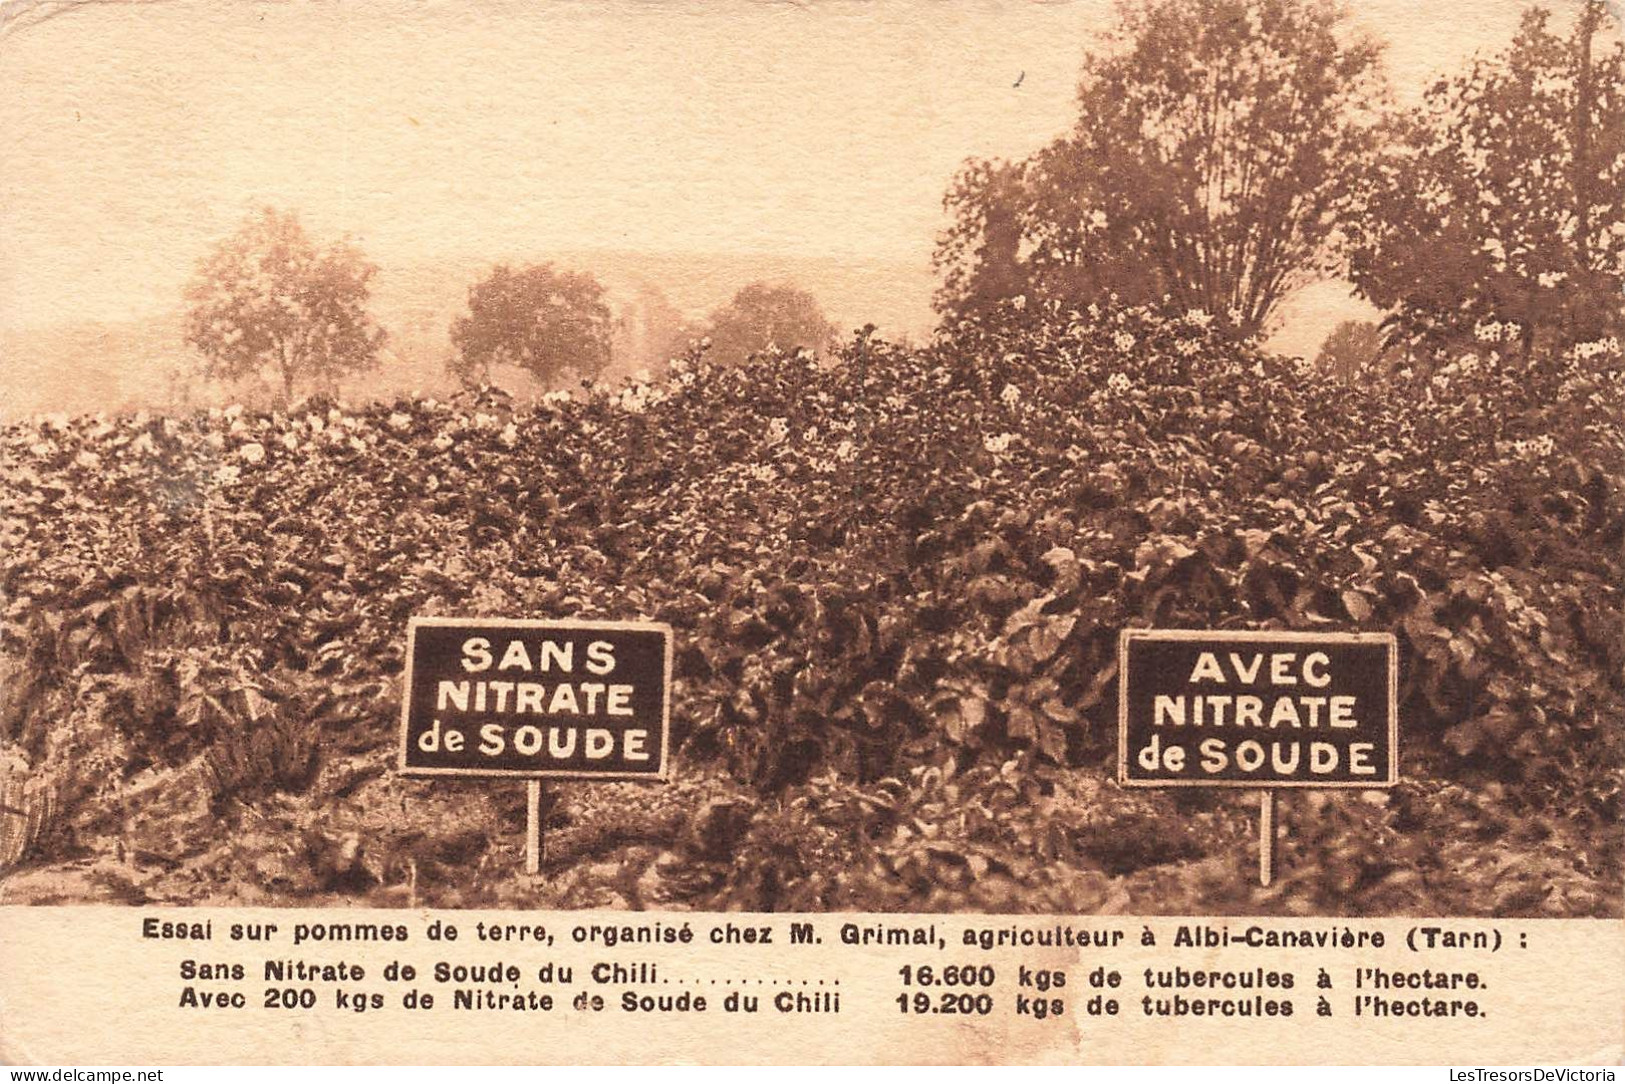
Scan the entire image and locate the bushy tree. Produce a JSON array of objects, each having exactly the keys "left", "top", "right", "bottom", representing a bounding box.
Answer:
[
  {"left": 184, "top": 207, "right": 386, "bottom": 402},
  {"left": 1349, "top": 3, "right": 1625, "bottom": 359},
  {"left": 935, "top": 0, "right": 1385, "bottom": 340},
  {"left": 449, "top": 263, "right": 613, "bottom": 386},
  {"left": 703, "top": 283, "right": 834, "bottom": 366}
]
